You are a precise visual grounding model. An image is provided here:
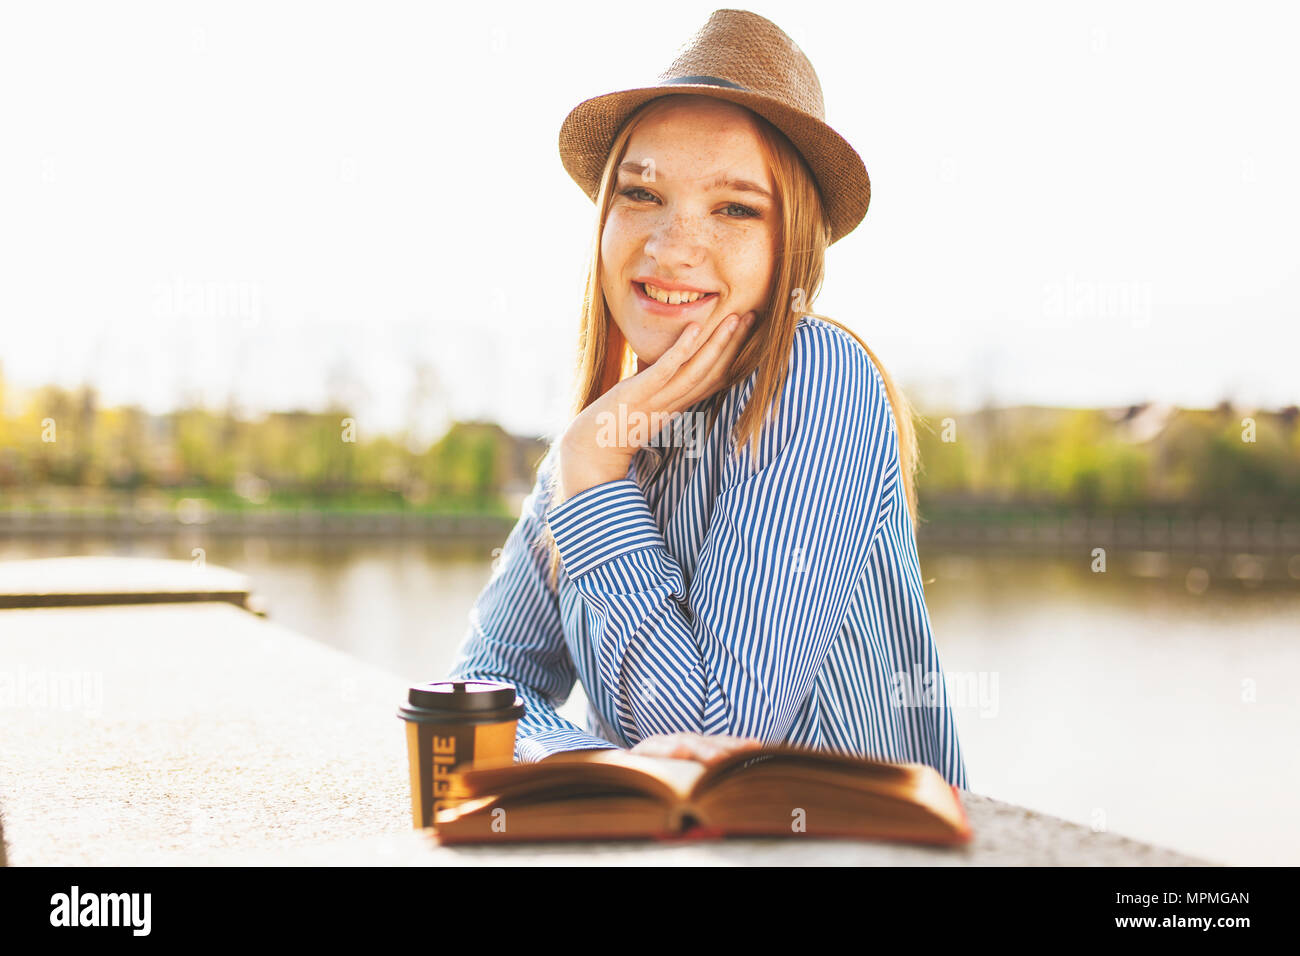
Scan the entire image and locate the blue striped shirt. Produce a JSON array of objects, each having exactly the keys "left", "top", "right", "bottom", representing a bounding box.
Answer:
[{"left": 448, "top": 315, "right": 970, "bottom": 789}]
